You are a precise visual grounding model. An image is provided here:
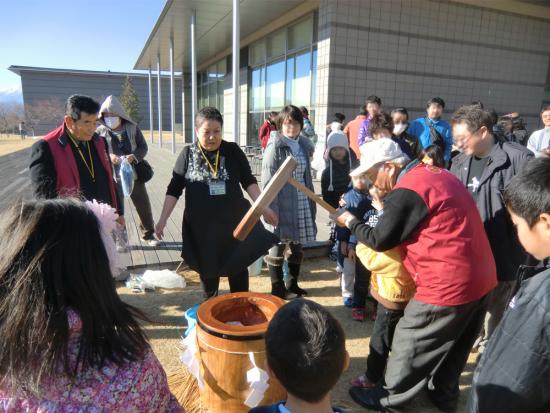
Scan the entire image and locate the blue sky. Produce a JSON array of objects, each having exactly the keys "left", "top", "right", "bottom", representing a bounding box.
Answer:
[{"left": 0, "top": 0, "right": 165, "bottom": 91}]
